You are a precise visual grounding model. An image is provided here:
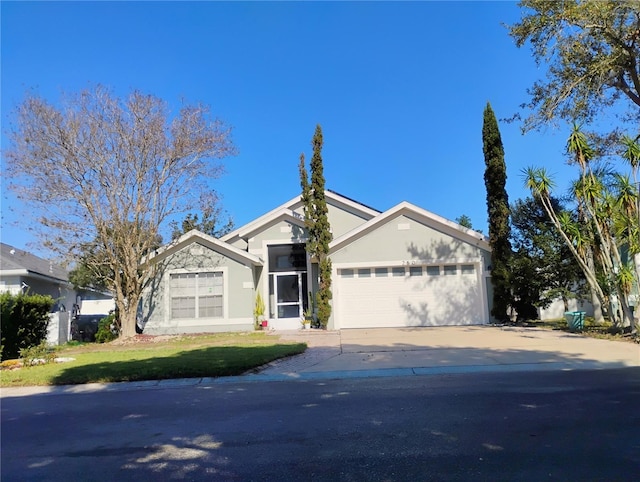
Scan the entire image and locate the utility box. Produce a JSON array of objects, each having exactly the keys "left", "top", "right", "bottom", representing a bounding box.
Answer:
[{"left": 564, "top": 311, "right": 585, "bottom": 332}]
